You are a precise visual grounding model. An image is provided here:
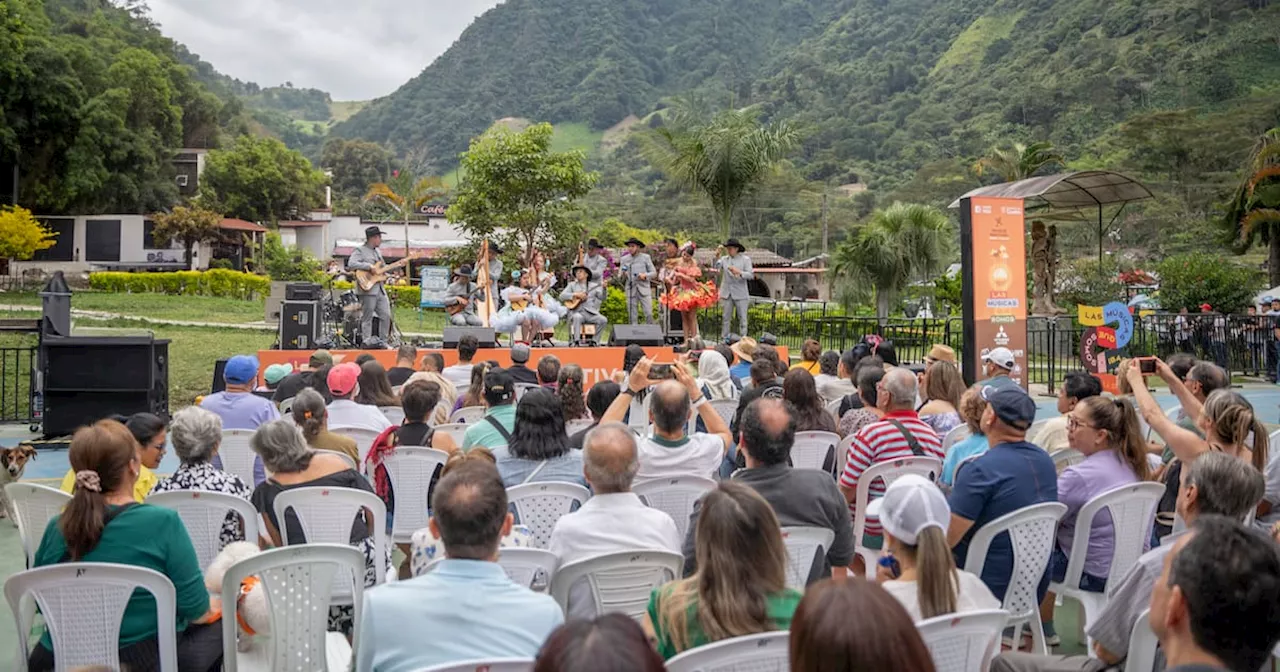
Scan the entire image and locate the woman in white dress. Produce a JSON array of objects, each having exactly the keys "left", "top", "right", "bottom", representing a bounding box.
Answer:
[{"left": 491, "top": 269, "right": 559, "bottom": 342}]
